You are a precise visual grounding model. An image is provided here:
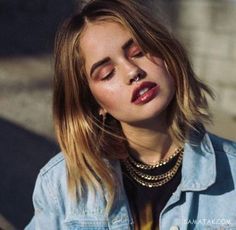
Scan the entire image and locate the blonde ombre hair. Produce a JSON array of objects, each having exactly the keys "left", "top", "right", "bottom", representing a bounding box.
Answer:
[{"left": 53, "top": 0, "right": 213, "bottom": 213}]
